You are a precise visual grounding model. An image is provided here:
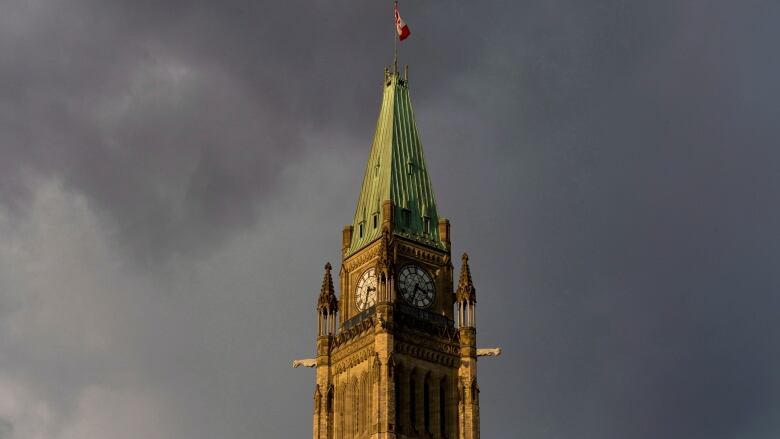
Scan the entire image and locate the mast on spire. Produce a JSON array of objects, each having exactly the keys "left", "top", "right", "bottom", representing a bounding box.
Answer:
[
  {"left": 393, "top": 0, "right": 411, "bottom": 73},
  {"left": 393, "top": 0, "right": 398, "bottom": 74}
]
